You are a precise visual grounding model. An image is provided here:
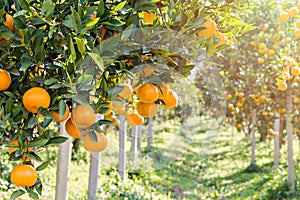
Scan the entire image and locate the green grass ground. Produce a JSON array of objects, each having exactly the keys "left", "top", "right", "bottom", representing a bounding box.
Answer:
[{"left": 2, "top": 116, "right": 300, "bottom": 199}]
